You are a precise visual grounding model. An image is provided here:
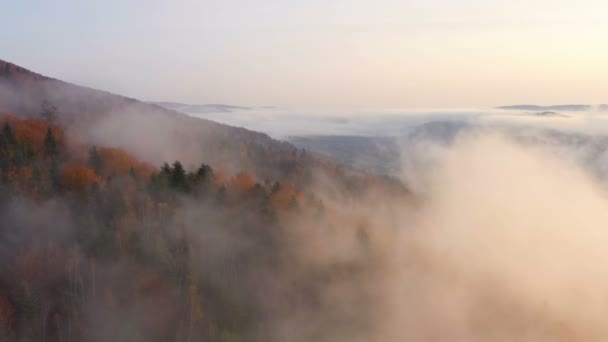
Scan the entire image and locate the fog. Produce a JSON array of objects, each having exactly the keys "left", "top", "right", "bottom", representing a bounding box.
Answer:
[
  {"left": 70, "top": 105, "right": 608, "bottom": 340},
  {"left": 3, "top": 105, "right": 608, "bottom": 340},
  {"left": 269, "top": 131, "right": 608, "bottom": 341},
  {"left": 4, "top": 70, "right": 608, "bottom": 339},
  {"left": 178, "top": 105, "right": 608, "bottom": 139}
]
